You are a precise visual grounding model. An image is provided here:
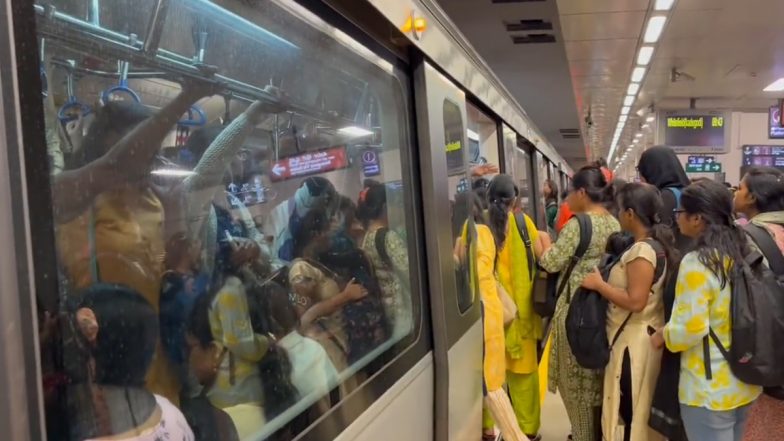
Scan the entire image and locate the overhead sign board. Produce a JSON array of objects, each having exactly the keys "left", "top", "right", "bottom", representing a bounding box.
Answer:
[
  {"left": 769, "top": 106, "right": 784, "bottom": 139},
  {"left": 742, "top": 145, "right": 784, "bottom": 170},
  {"left": 269, "top": 146, "right": 348, "bottom": 182},
  {"left": 686, "top": 162, "right": 722, "bottom": 173},
  {"left": 658, "top": 110, "right": 729, "bottom": 154}
]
